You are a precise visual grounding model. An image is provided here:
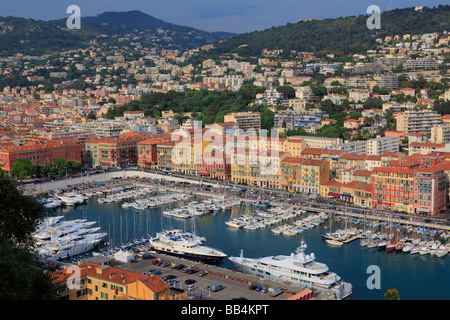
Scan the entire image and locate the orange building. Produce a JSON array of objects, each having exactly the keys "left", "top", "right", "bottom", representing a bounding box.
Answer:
[
  {"left": 0, "top": 139, "right": 82, "bottom": 173},
  {"left": 52, "top": 261, "right": 184, "bottom": 300}
]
